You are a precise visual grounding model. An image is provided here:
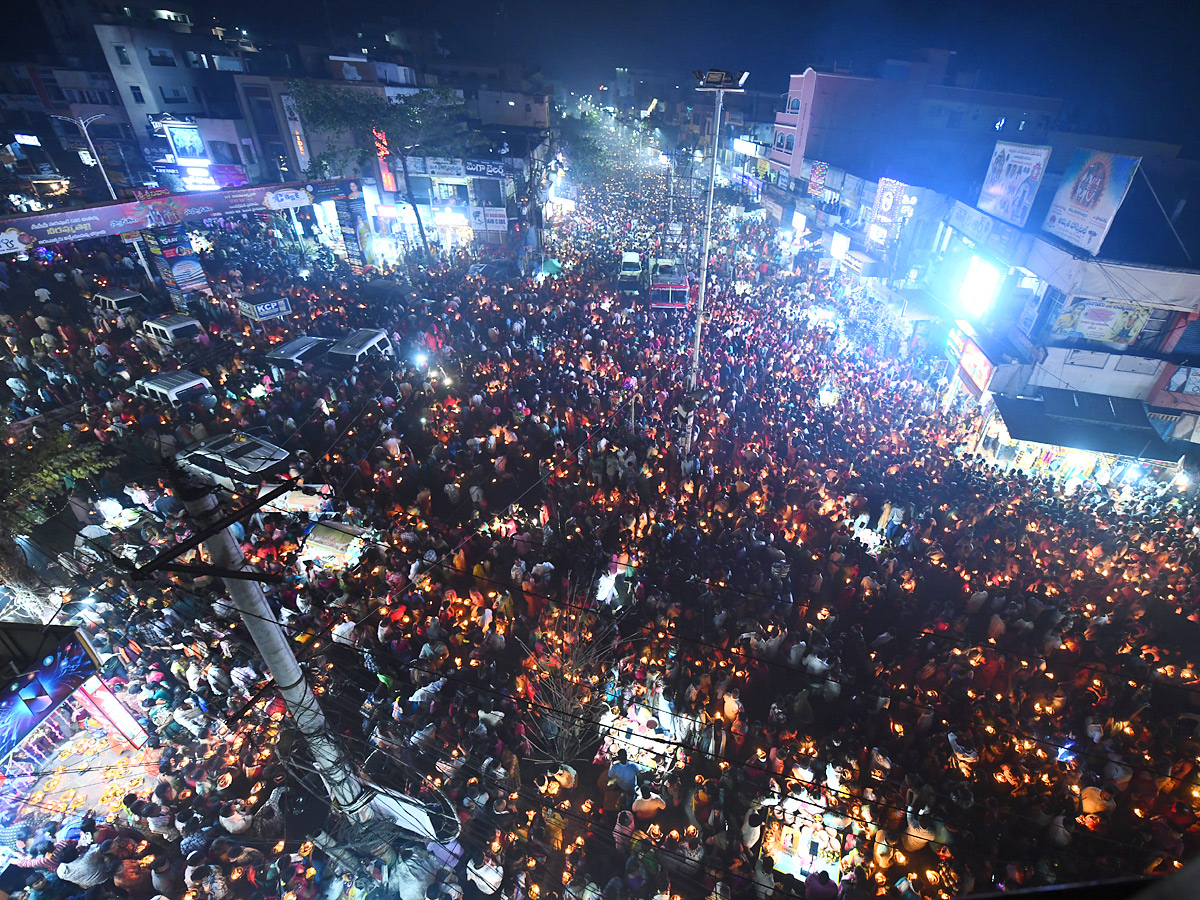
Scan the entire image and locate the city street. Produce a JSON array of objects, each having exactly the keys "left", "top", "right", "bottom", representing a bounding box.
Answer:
[{"left": 1, "top": 112, "right": 1199, "bottom": 900}]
